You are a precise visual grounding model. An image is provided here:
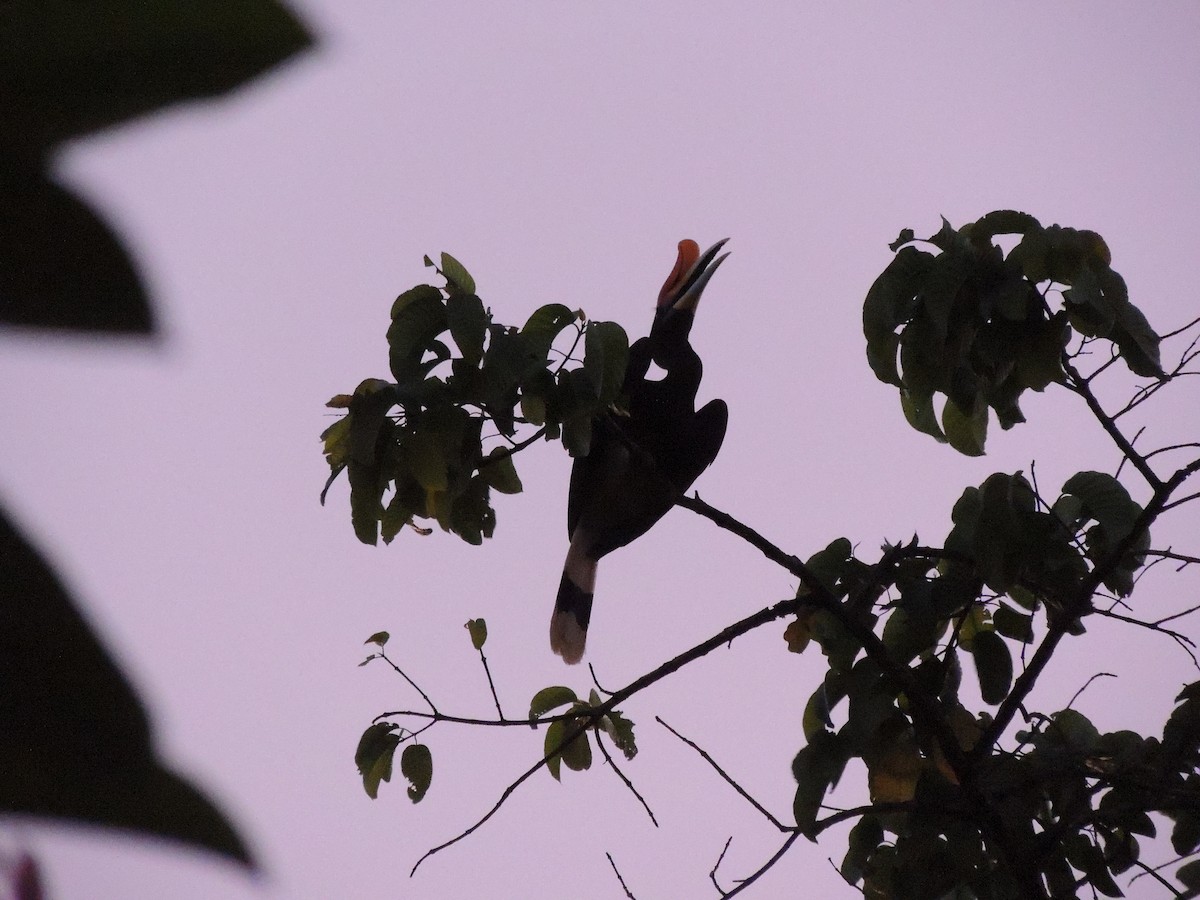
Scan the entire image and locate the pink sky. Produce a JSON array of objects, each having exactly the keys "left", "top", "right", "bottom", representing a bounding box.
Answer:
[{"left": 3, "top": 3, "right": 1200, "bottom": 897}]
